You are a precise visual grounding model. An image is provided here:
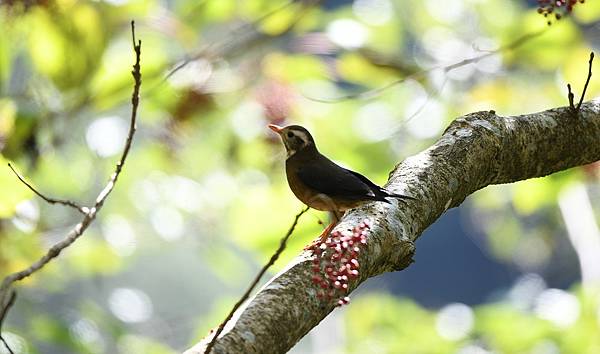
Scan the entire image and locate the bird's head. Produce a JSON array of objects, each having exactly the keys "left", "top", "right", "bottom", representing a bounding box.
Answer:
[{"left": 268, "top": 124, "right": 315, "bottom": 157}]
